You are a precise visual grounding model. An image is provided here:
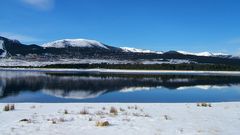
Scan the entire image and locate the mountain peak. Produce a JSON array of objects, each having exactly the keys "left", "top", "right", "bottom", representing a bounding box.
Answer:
[{"left": 42, "top": 38, "right": 109, "bottom": 49}]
